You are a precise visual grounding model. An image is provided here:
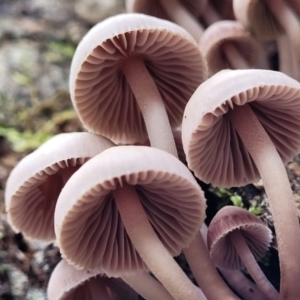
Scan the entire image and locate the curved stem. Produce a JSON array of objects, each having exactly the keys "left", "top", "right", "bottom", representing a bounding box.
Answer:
[
  {"left": 122, "top": 57, "right": 178, "bottom": 158},
  {"left": 123, "top": 272, "right": 174, "bottom": 300},
  {"left": 113, "top": 182, "right": 204, "bottom": 300},
  {"left": 229, "top": 230, "right": 278, "bottom": 300},
  {"left": 266, "top": 0, "right": 300, "bottom": 74},
  {"left": 229, "top": 104, "right": 300, "bottom": 300},
  {"left": 159, "top": 0, "right": 204, "bottom": 41},
  {"left": 222, "top": 42, "right": 250, "bottom": 69},
  {"left": 183, "top": 232, "right": 240, "bottom": 300}
]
